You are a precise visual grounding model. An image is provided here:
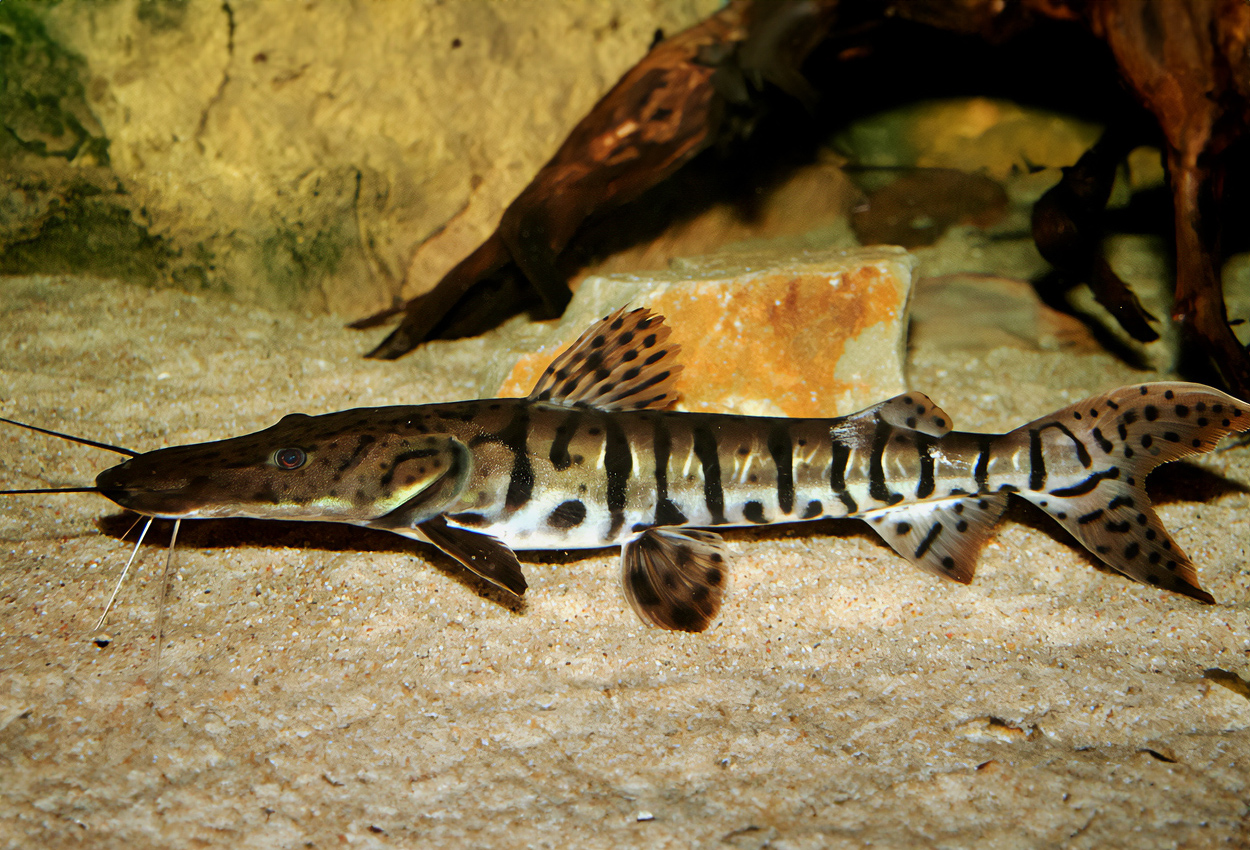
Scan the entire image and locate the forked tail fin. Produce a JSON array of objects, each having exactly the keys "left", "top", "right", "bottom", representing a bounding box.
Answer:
[{"left": 1010, "top": 382, "right": 1250, "bottom": 603}]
